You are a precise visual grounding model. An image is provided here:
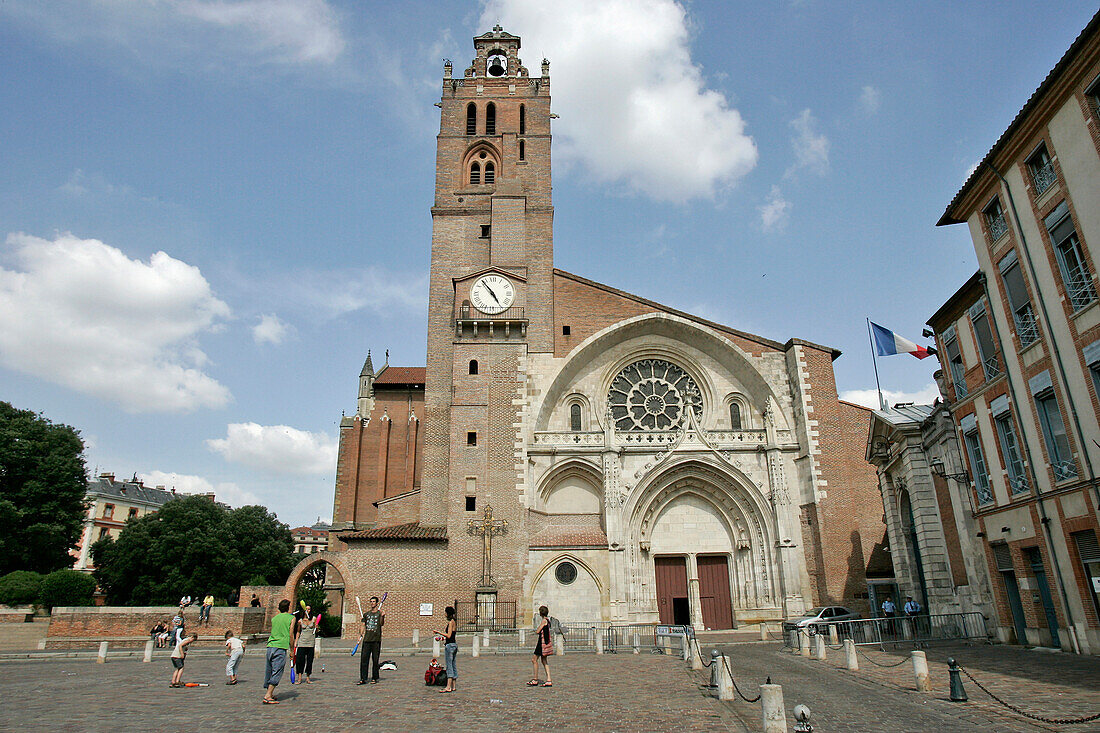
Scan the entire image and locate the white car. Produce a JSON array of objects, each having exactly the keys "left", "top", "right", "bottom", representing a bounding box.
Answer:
[{"left": 782, "top": 606, "right": 859, "bottom": 633}]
